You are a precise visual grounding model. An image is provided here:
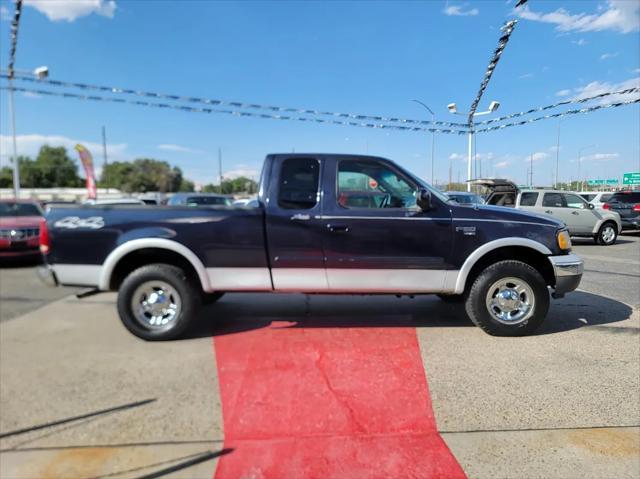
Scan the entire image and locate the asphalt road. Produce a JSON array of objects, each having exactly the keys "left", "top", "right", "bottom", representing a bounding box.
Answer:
[{"left": 0, "top": 235, "right": 638, "bottom": 478}]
